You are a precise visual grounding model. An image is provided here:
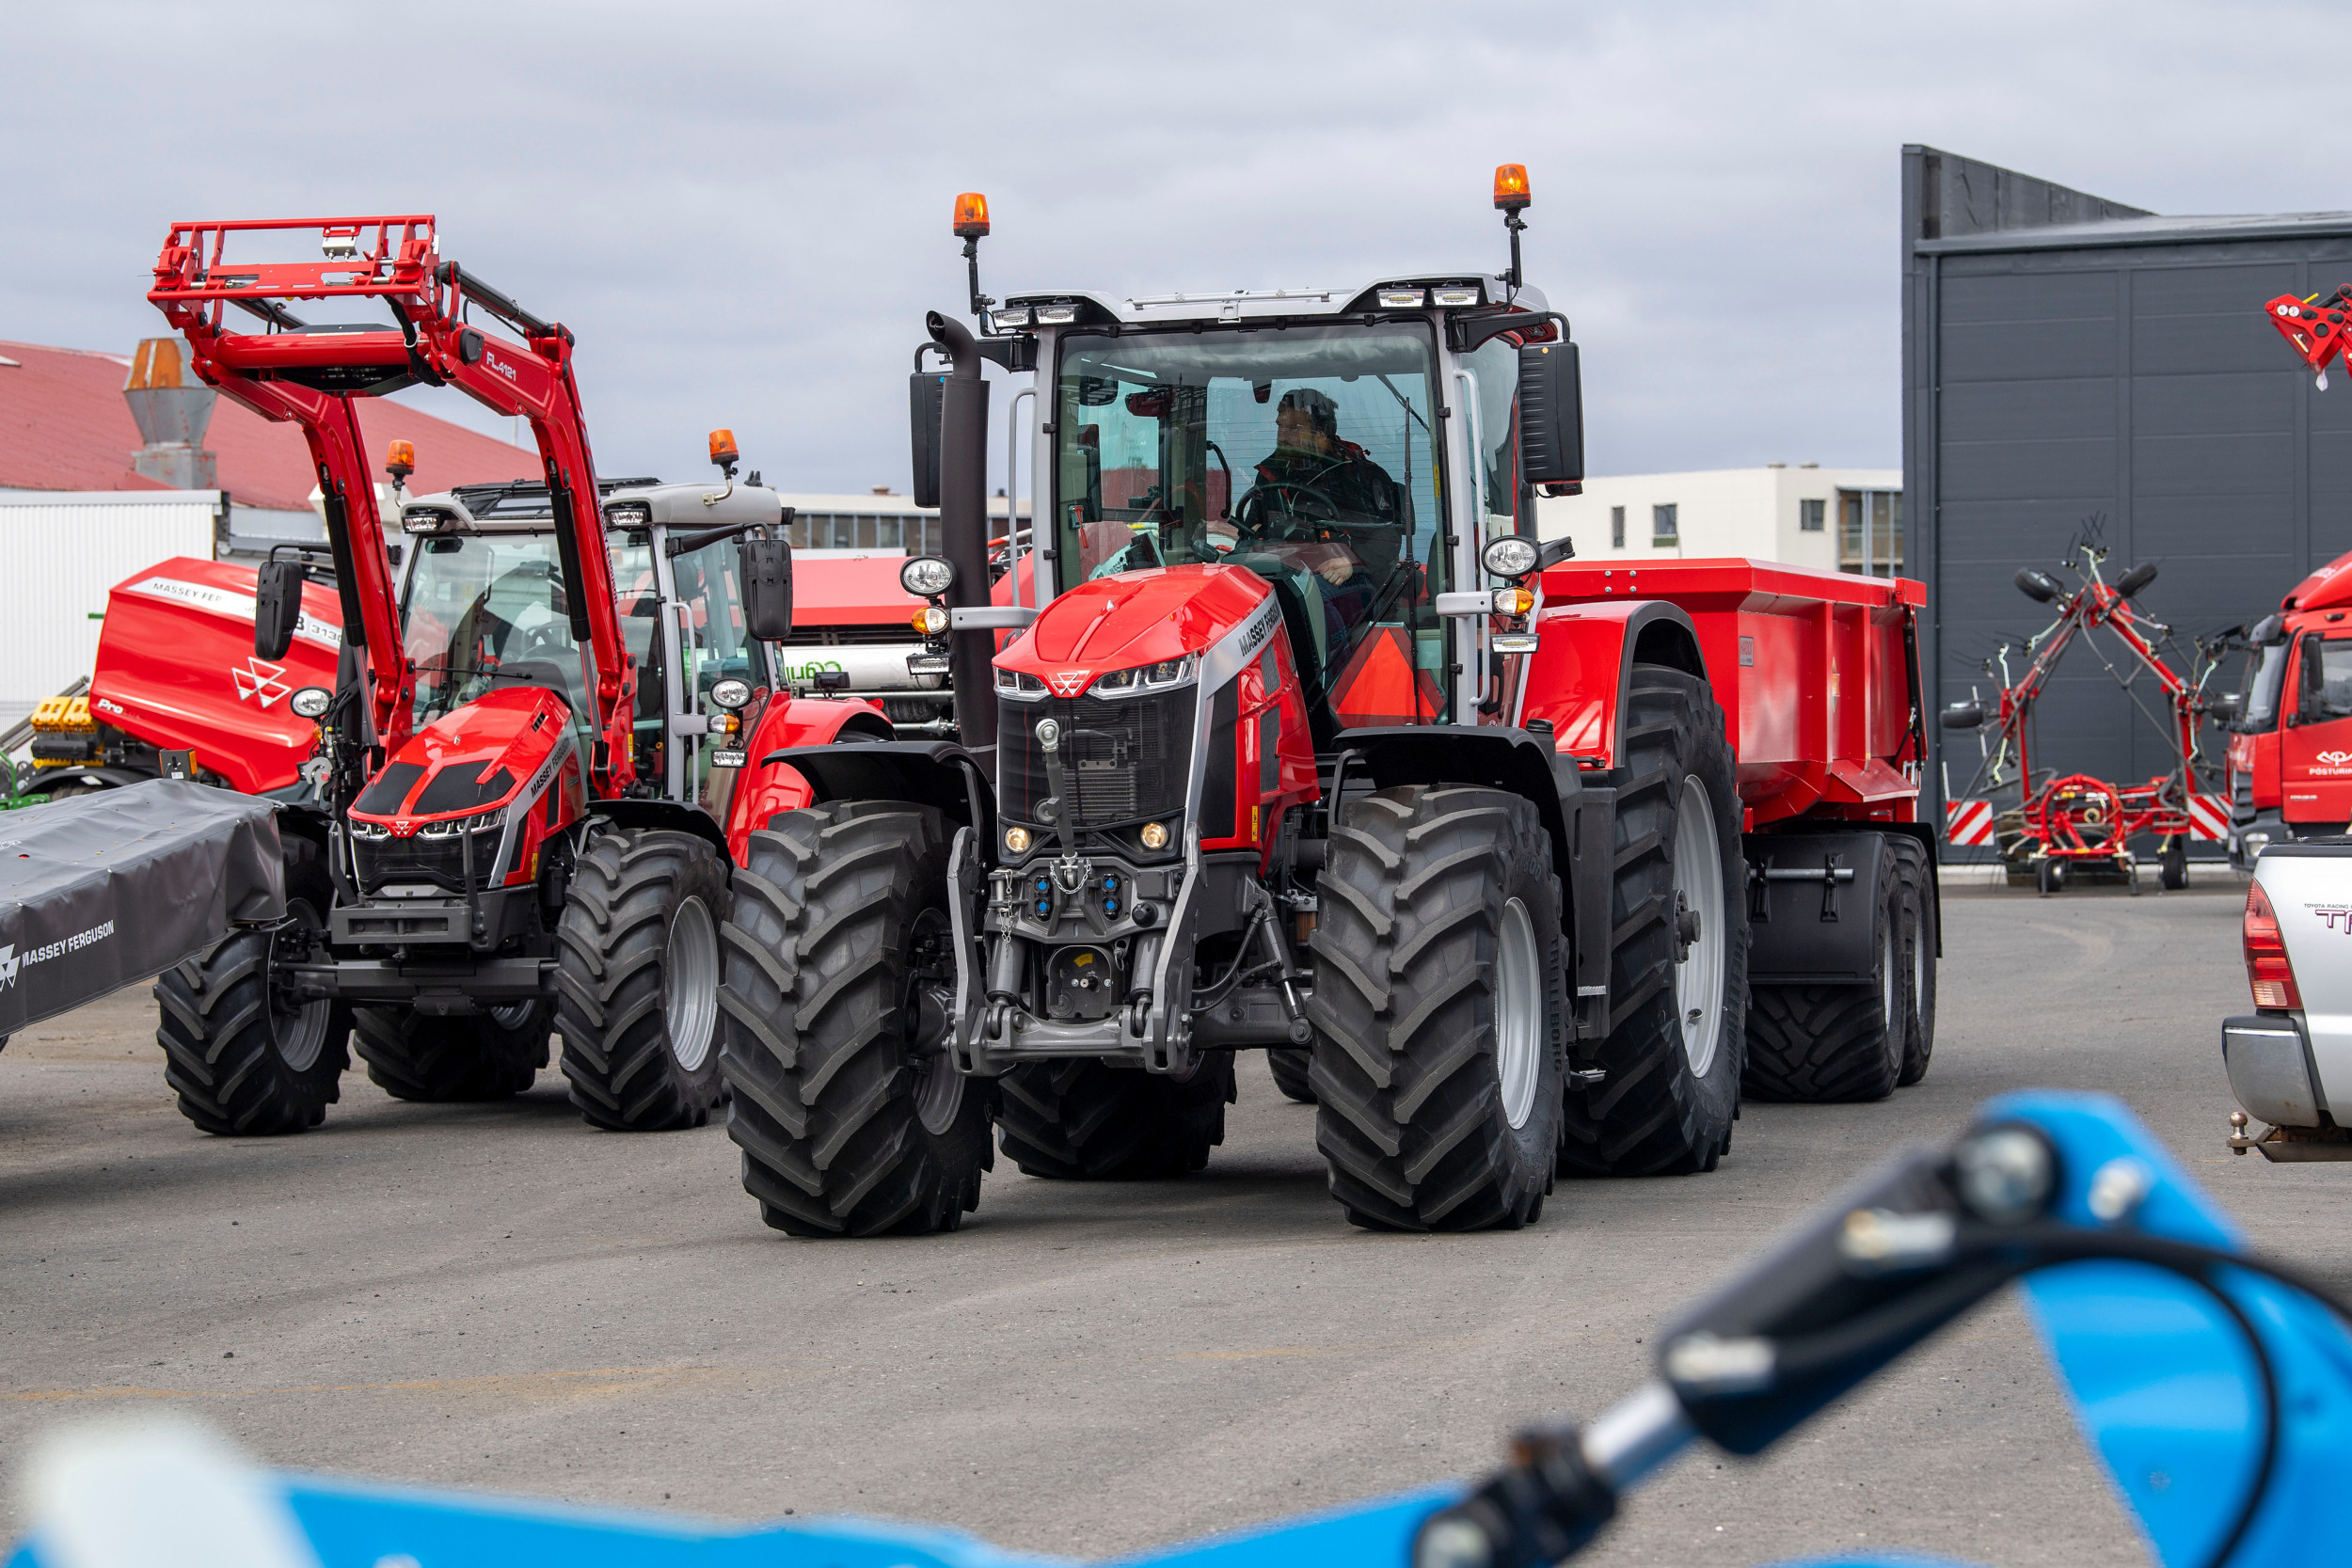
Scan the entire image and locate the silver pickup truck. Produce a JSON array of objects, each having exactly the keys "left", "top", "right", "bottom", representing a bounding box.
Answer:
[{"left": 2225, "top": 838, "right": 2352, "bottom": 1160}]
